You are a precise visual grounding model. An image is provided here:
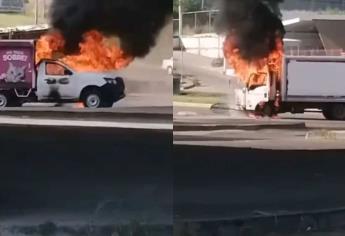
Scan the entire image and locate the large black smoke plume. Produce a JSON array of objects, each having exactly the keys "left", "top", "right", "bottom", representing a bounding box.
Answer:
[
  {"left": 216, "top": 0, "right": 285, "bottom": 60},
  {"left": 50, "top": 0, "right": 171, "bottom": 57}
]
